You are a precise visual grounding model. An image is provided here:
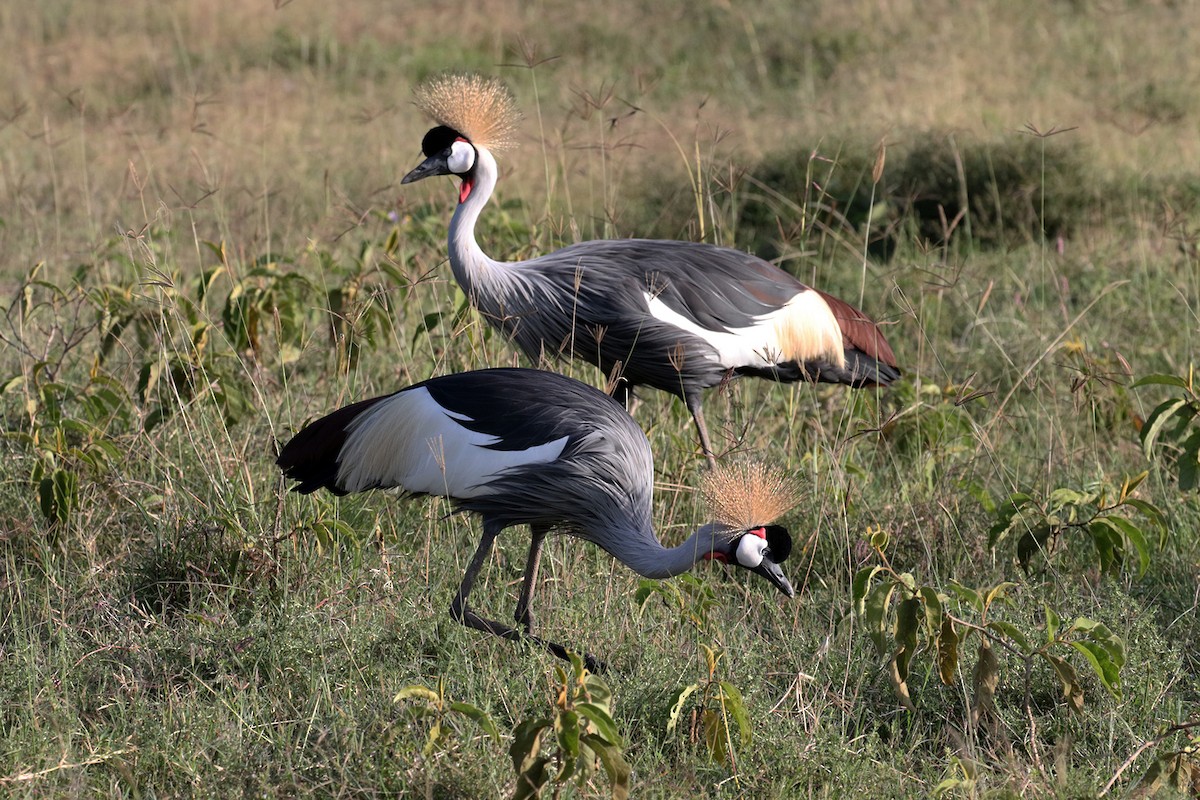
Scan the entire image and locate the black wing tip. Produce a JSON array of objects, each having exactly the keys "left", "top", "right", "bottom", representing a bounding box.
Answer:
[{"left": 277, "top": 450, "right": 347, "bottom": 496}]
